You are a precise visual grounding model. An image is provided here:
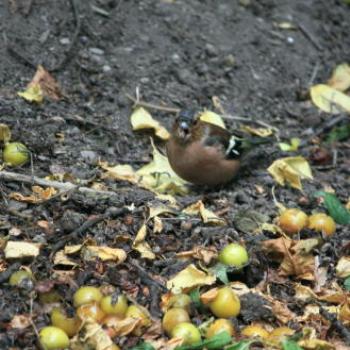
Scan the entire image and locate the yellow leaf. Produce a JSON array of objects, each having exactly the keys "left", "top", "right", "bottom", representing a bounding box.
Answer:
[
  {"left": 53, "top": 251, "right": 78, "bottom": 267},
  {"left": 83, "top": 246, "right": 127, "bottom": 263},
  {"left": 100, "top": 162, "right": 139, "bottom": 183},
  {"left": 4, "top": 241, "right": 41, "bottom": 259},
  {"left": 267, "top": 156, "right": 313, "bottom": 190},
  {"left": 130, "top": 107, "right": 170, "bottom": 140},
  {"left": 278, "top": 138, "right": 301, "bottom": 152},
  {"left": 18, "top": 84, "right": 43, "bottom": 103},
  {"left": 133, "top": 224, "right": 155, "bottom": 260},
  {"left": 153, "top": 216, "right": 163, "bottom": 233},
  {"left": 166, "top": 264, "right": 216, "bottom": 293},
  {"left": 0, "top": 124, "right": 11, "bottom": 142},
  {"left": 336, "top": 256, "right": 350, "bottom": 279},
  {"left": 183, "top": 200, "right": 226, "bottom": 225},
  {"left": 64, "top": 244, "right": 83, "bottom": 255},
  {"left": 137, "top": 139, "right": 188, "bottom": 195},
  {"left": 240, "top": 125, "right": 273, "bottom": 137},
  {"left": 310, "top": 84, "right": 350, "bottom": 113},
  {"left": 327, "top": 63, "right": 350, "bottom": 92},
  {"left": 9, "top": 186, "right": 57, "bottom": 203},
  {"left": 298, "top": 339, "right": 335, "bottom": 350},
  {"left": 199, "top": 110, "right": 226, "bottom": 129}
]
